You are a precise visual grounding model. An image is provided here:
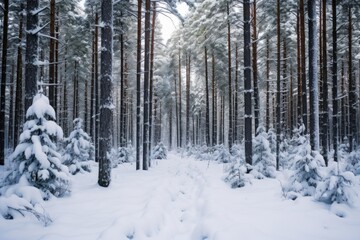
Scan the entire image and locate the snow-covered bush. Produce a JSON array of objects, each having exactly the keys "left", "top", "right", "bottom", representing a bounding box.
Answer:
[
  {"left": 111, "top": 145, "right": 135, "bottom": 168},
  {"left": 194, "top": 145, "right": 213, "bottom": 161},
  {"left": 267, "top": 128, "right": 277, "bottom": 154},
  {"left": 223, "top": 161, "right": 248, "bottom": 188},
  {"left": 345, "top": 149, "right": 360, "bottom": 175},
  {"left": 251, "top": 126, "right": 276, "bottom": 179},
  {"left": 284, "top": 126, "right": 325, "bottom": 196},
  {"left": 62, "top": 118, "right": 95, "bottom": 175},
  {"left": 213, "top": 144, "right": 231, "bottom": 163},
  {"left": 315, "top": 166, "right": 357, "bottom": 206},
  {"left": 151, "top": 142, "right": 167, "bottom": 160},
  {"left": 3, "top": 93, "right": 70, "bottom": 198}
]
